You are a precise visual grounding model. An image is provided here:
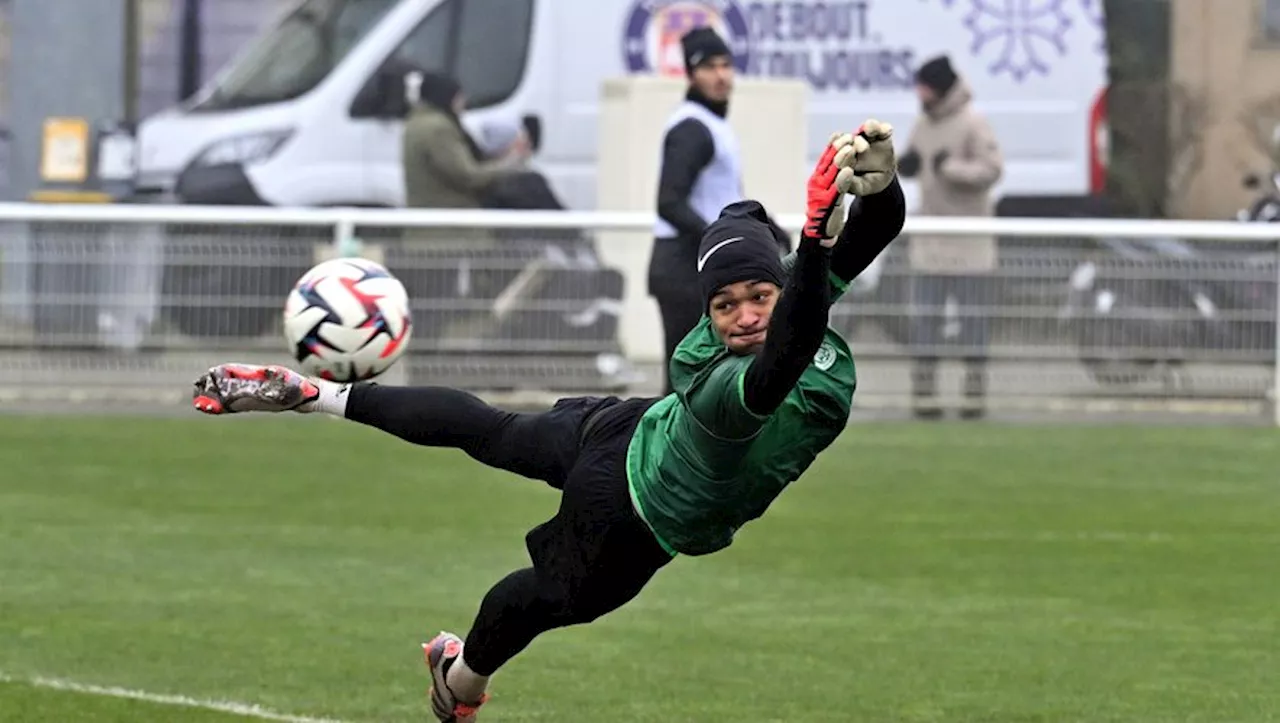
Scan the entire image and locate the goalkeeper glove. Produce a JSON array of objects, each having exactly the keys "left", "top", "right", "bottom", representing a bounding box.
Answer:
[{"left": 839, "top": 119, "right": 897, "bottom": 197}]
